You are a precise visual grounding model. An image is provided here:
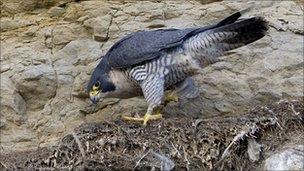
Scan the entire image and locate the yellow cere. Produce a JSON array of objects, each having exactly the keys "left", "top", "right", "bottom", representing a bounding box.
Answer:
[
  {"left": 92, "top": 84, "right": 99, "bottom": 90},
  {"left": 90, "top": 82, "right": 101, "bottom": 96},
  {"left": 90, "top": 89, "right": 99, "bottom": 96}
]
